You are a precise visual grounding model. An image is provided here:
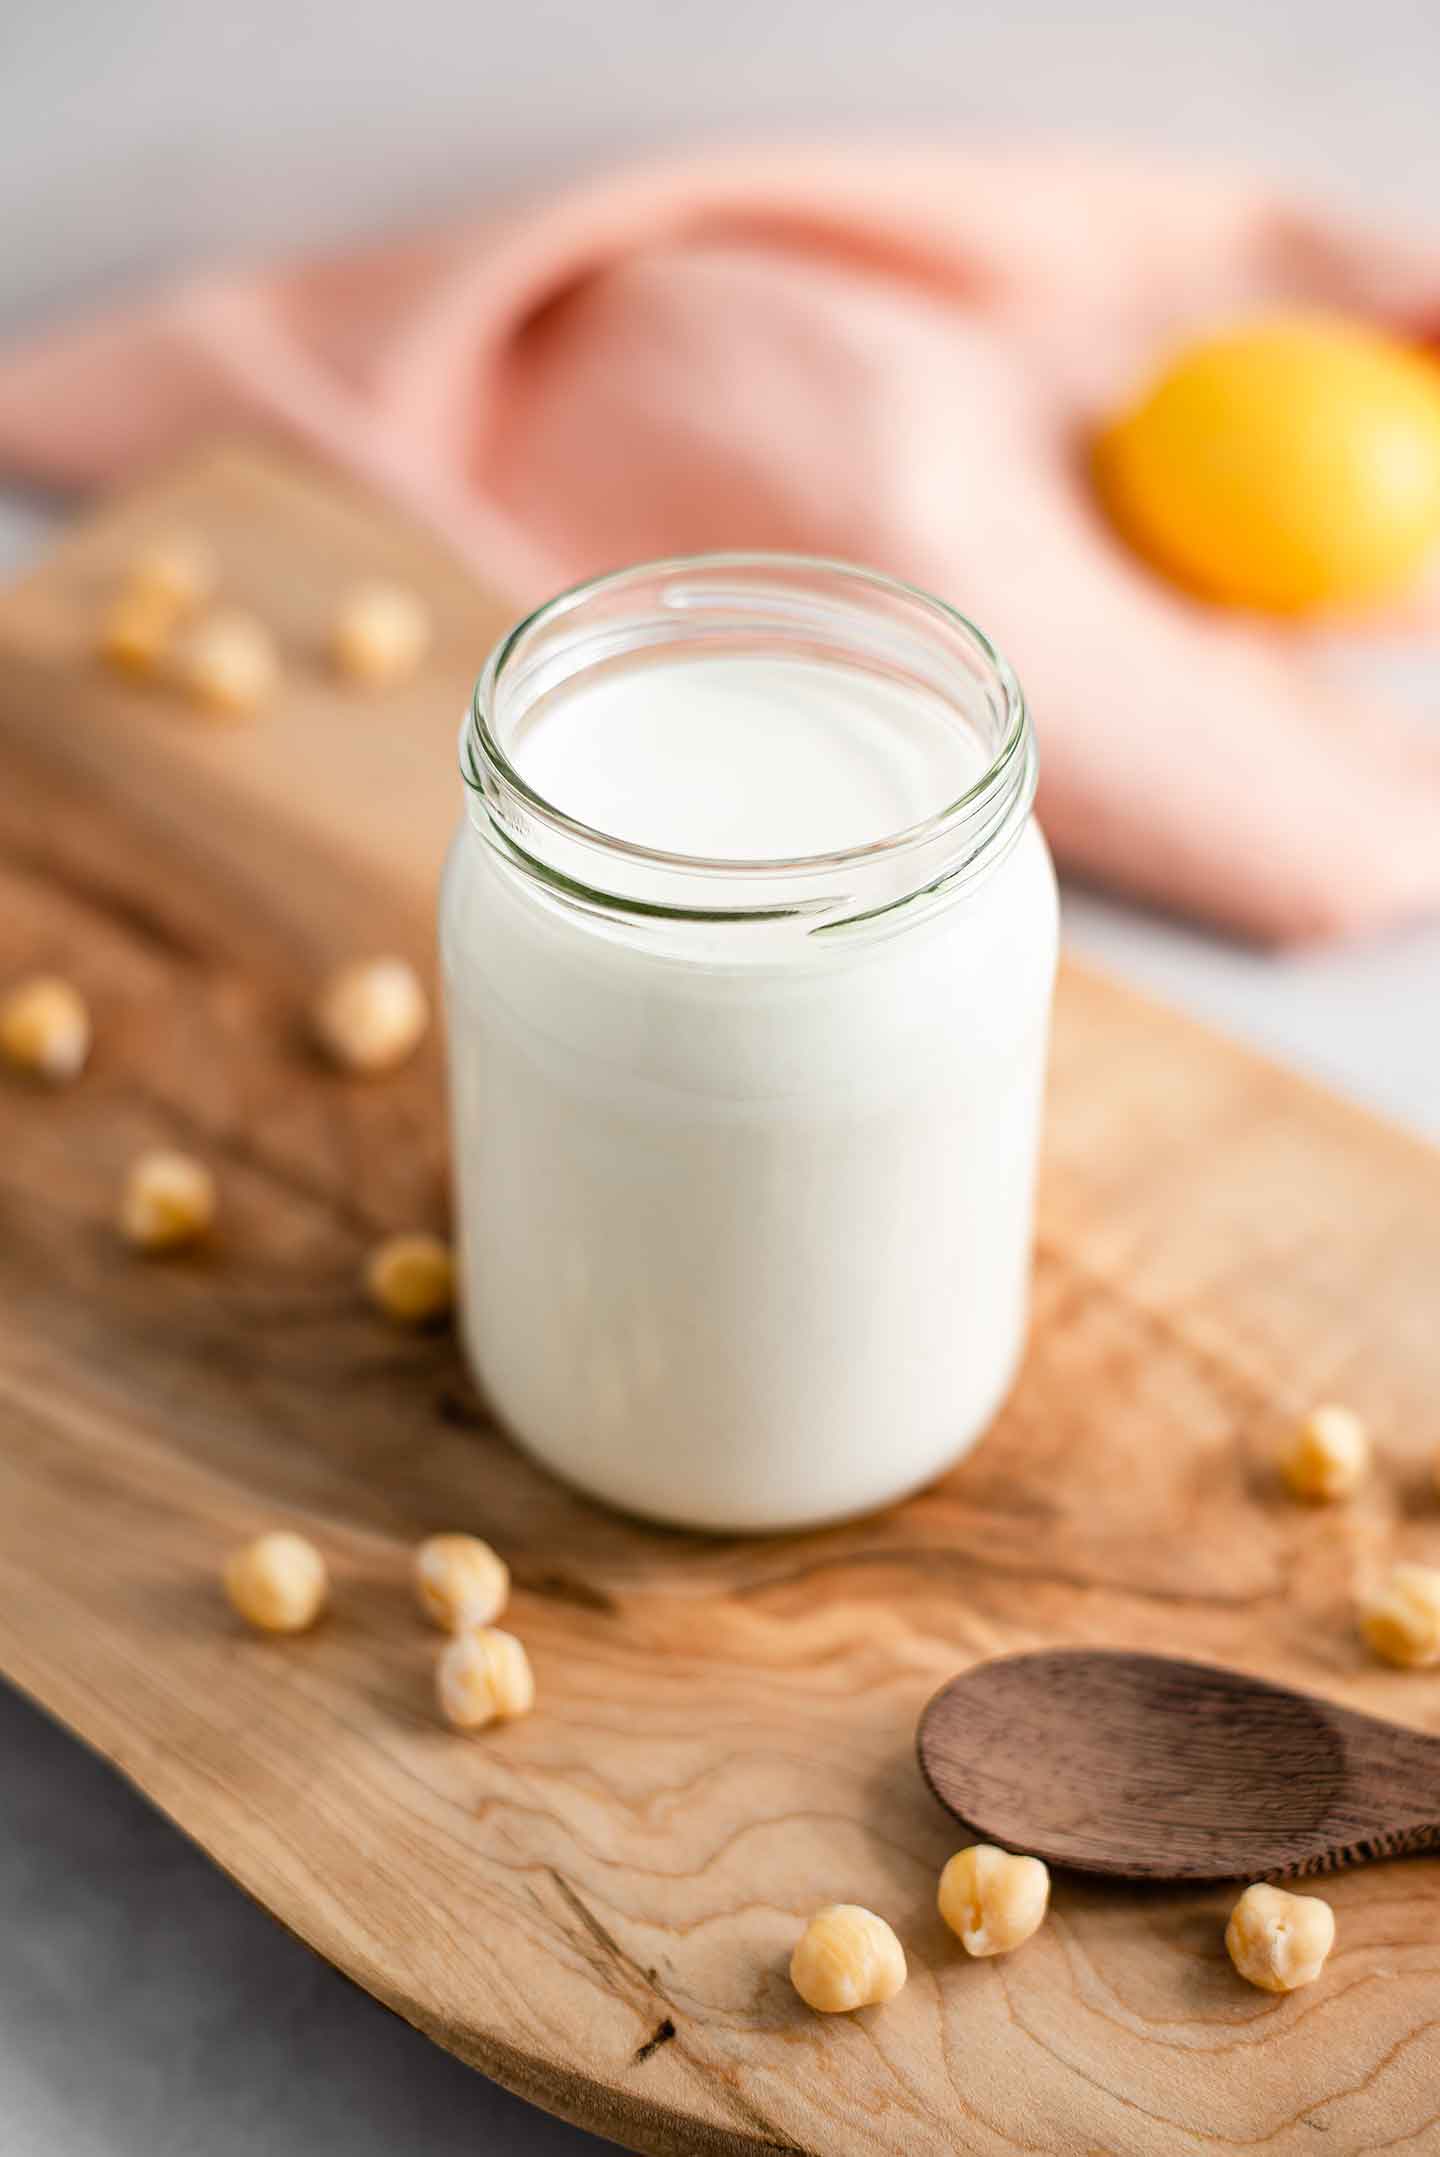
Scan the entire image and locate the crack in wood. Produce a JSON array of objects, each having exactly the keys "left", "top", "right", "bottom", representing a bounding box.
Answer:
[
  {"left": 633, "top": 2017, "right": 677, "bottom": 2065},
  {"left": 549, "top": 1867, "right": 644, "bottom": 1982},
  {"left": 547, "top": 1871, "right": 808, "bottom": 2153}
]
